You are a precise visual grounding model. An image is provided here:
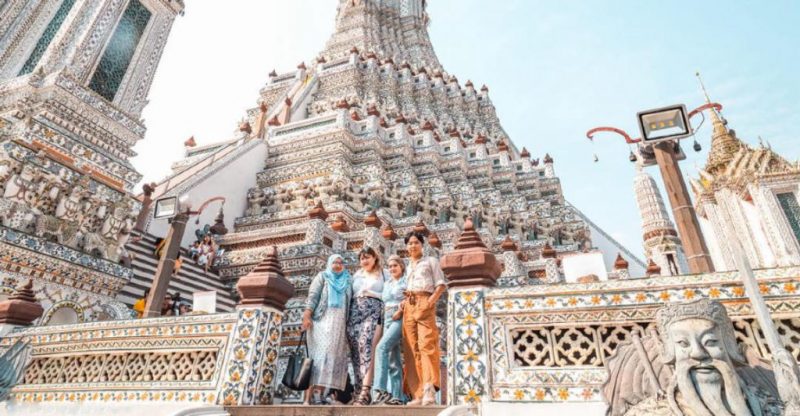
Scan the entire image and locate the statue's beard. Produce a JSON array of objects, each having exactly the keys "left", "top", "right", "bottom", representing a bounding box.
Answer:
[{"left": 670, "top": 358, "right": 752, "bottom": 416}]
